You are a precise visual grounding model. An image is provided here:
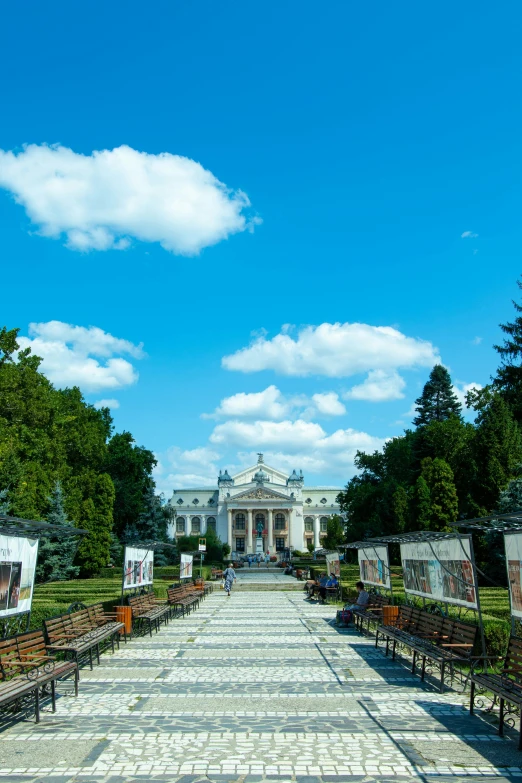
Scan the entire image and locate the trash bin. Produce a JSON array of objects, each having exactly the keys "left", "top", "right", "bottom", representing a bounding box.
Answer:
[
  {"left": 382, "top": 605, "right": 399, "bottom": 626},
  {"left": 116, "top": 605, "right": 133, "bottom": 635}
]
